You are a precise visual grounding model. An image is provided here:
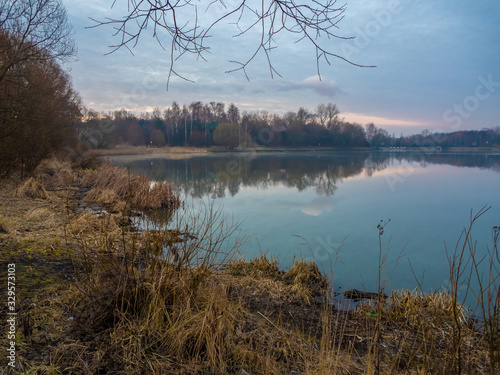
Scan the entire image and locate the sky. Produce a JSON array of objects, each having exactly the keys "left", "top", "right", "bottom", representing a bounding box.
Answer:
[{"left": 63, "top": 0, "right": 500, "bottom": 135}]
